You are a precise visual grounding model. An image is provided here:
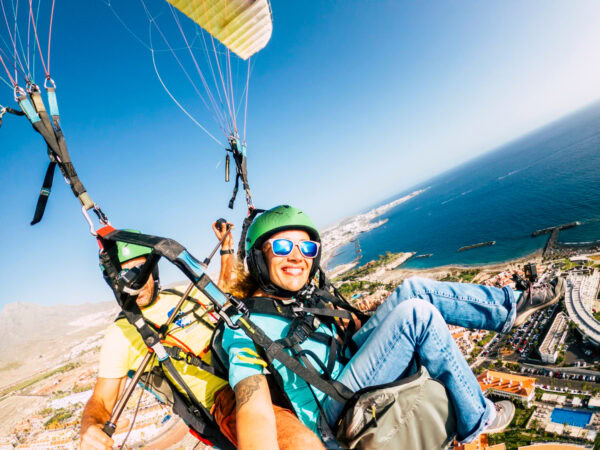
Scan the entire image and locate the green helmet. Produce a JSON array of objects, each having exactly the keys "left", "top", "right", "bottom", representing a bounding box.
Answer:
[
  {"left": 246, "top": 205, "right": 321, "bottom": 297},
  {"left": 246, "top": 205, "right": 320, "bottom": 253},
  {"left": 116, "top": 230, "right": 153, "bottom": 264}
]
